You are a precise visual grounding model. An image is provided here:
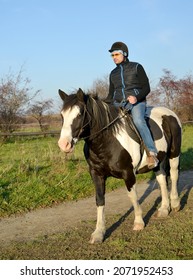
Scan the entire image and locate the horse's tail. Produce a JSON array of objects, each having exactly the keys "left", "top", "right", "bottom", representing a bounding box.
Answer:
[
  {"left": 164, "top": 111, "right": 182, "bottom": 185},
  {"left": 168, "top": 112, "right": 182, "bottom": 159}
]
